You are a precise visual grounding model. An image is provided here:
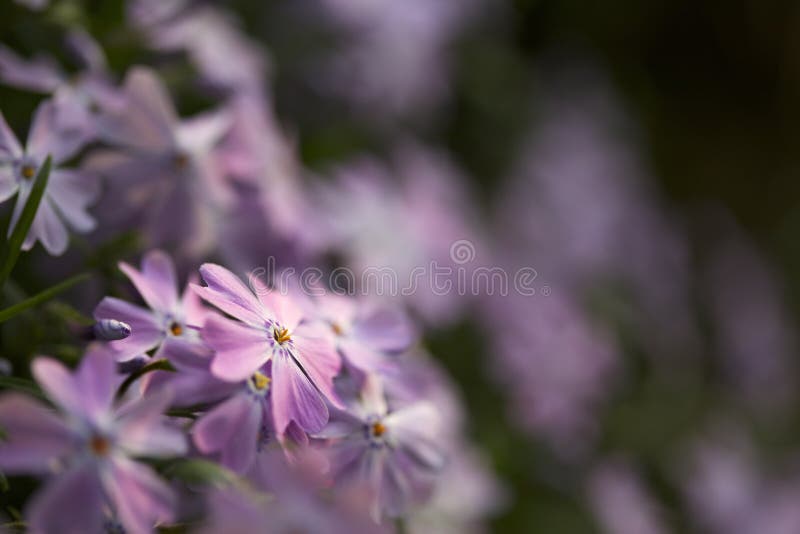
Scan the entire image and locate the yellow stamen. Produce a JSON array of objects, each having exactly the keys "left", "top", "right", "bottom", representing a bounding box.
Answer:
[
  {"left": 170, "top": 322, "right": 183, "bottom": 336},
  {"left": 331, "top": 322, "right": 344, "bottom": 336},
  {"left": 371, "top": 422, "right": 386, "bottom": 438},
  {"left": 252, "top": 371, "right": 271, "bottom": 391},
  {"left": 21, "top": 165, "right": 35, "bottom": 179},
  {"left": 90, "top": 436, "right": 110, "bottom": 456},
  {"left": 274, "top": 327, "right": 291, "bottom": 344}
]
